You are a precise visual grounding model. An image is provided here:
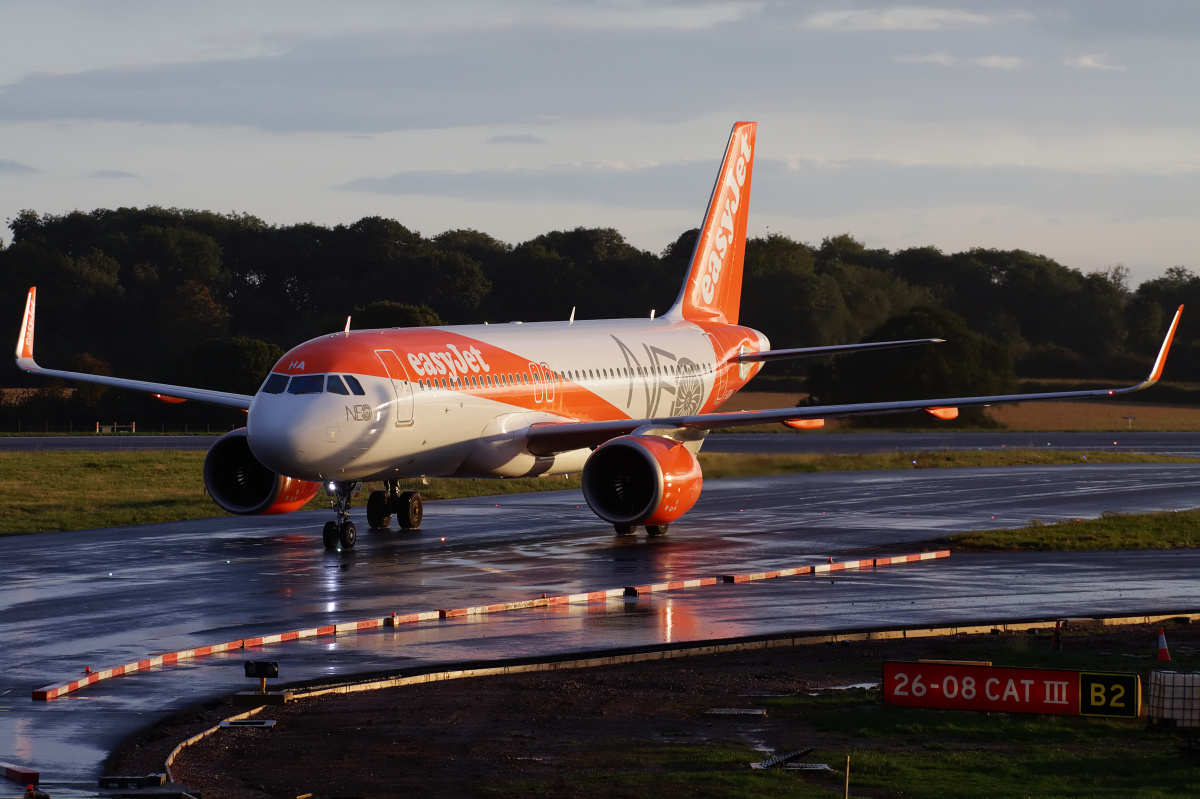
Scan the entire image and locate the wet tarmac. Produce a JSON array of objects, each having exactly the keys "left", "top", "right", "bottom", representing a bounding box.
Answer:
[
  {"left": 704, "top": 430, "right": 1200, "bottom": 456},
  {"left": 3, "top": 463, "right": 1200, "bottom": 795},
  {"left": 4, "top": 430, "right": 1200, "bottom": 456}
]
